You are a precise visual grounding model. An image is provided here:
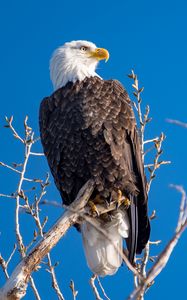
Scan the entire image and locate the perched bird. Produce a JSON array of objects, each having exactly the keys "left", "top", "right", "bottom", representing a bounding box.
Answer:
[{"left": 39, "top": 40, "right": 150, "bottom": 276}]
